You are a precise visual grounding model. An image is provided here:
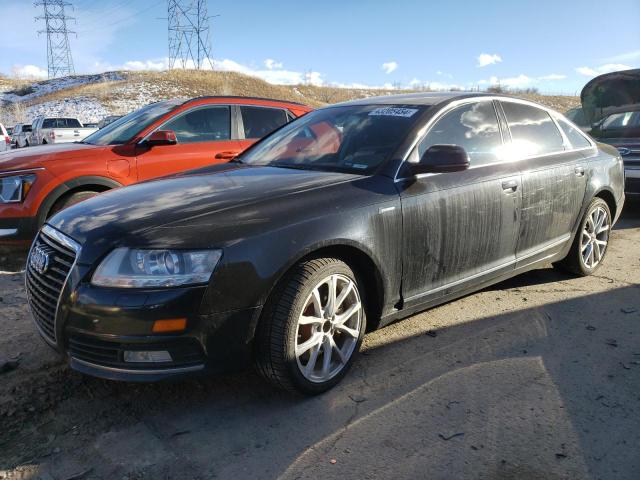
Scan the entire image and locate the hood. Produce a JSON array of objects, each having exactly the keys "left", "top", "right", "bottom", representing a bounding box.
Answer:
[
  {"left": 0, "top": 143, "right": 103, "bottom": 172},
  {"left": 581, "top": 69, "right": 640, "bottom": 125},
  {"left": 49, "top": 163, "right": 360, "bottom": 254}
]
